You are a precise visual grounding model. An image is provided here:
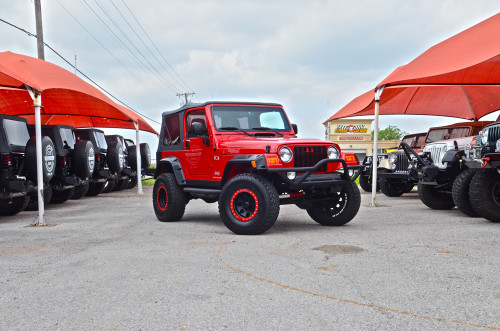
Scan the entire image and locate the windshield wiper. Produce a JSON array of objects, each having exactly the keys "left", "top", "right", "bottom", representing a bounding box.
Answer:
[
  {"left": 251, "top": 127, "right": 283, "bottom": 137},
  {"left": 219, "top": 127, "right": 253, "bottom": 137}
]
